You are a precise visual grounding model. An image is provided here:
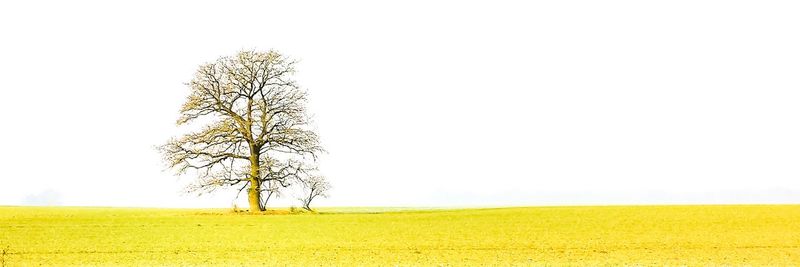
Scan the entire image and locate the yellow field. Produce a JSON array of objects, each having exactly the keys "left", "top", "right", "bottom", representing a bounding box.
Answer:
[{"left": 1, "top": 205, "right": 799, "bottom": 266}]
